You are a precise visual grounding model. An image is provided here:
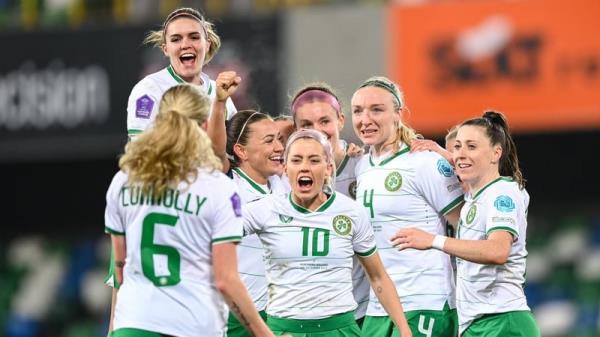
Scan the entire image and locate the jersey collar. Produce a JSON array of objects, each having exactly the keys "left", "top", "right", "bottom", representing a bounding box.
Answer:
[
  {"left": 369, "top": 144, "right": 410, "bottom": 167},
  {"left": 470, "top": 176, "right": 512, "bottom": 200},
  {"left": 289, "top": 192, "right": 336, "bottom": 214},
  {"left": 233, "top": 167, "right": 270, "bottom": 194},
  {"left": 166, "top": 65, "right": 213, "bottom": 95}
]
